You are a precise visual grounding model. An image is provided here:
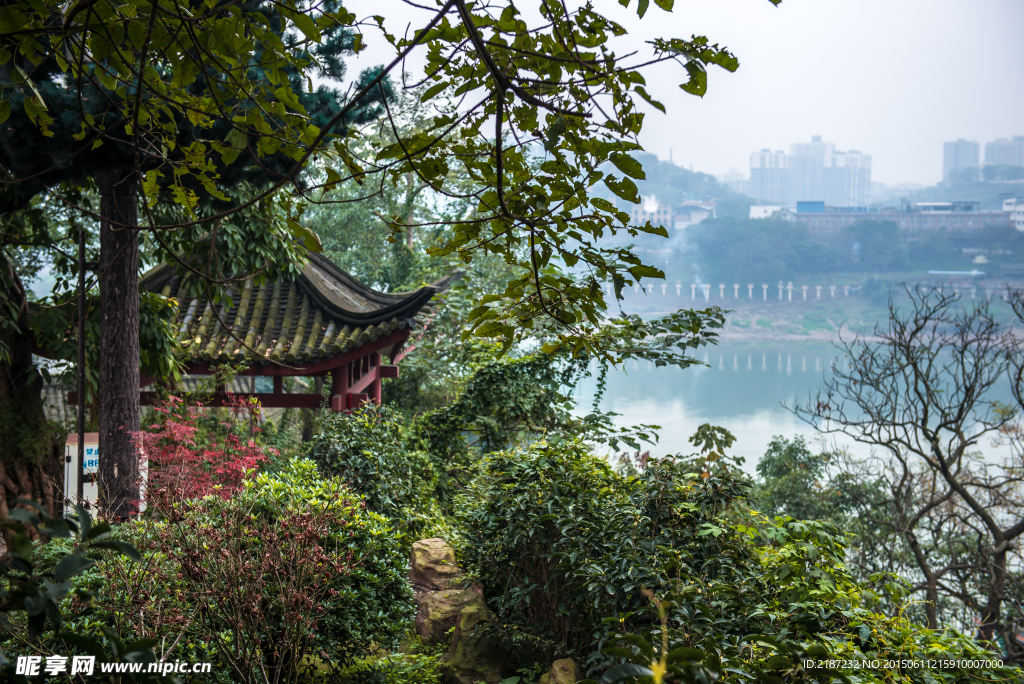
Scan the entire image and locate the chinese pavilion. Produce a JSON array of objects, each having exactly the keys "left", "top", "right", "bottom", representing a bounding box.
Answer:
[{"left": 132, "top": 251, "right": 456, "bottom": 410}]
